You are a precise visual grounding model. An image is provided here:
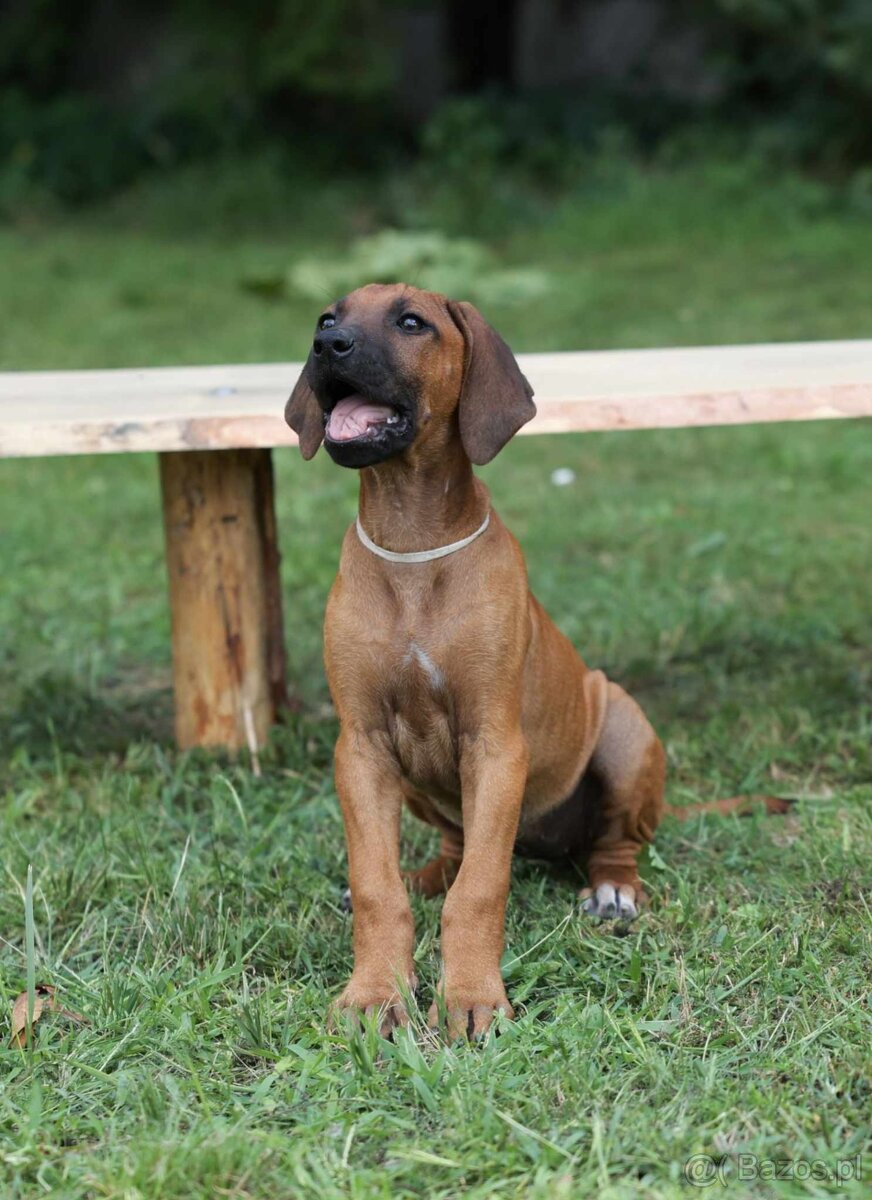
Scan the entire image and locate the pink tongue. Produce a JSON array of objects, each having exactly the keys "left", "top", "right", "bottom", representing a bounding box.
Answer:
[{"left": 327, "top": 395, "right": 394, "bottom": 441}]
